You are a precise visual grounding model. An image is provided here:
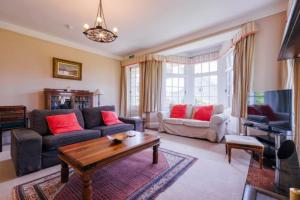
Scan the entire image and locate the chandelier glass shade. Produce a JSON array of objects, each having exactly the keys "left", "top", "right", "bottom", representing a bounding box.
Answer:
[{"left": 83, "top": 0, "right": 118, "bottom": 43}]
